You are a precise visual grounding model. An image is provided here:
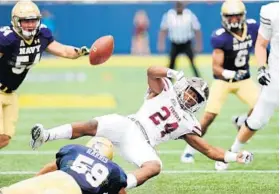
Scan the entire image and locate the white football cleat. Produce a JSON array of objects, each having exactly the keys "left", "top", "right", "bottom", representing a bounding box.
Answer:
[
  {"left": 181, "top": 153, "right": 195, "bottom": 163},
  {"left": 215, "top": 161, "right": 229, "bottom": 171},
  {"left": 30, "top": 123, "right": 47, "bottom": 150}
]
